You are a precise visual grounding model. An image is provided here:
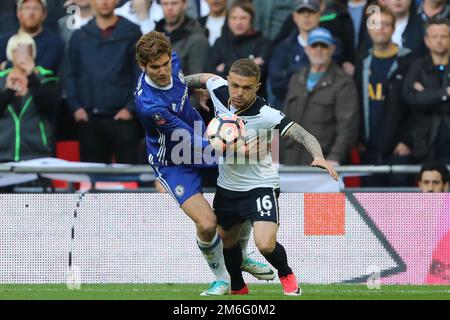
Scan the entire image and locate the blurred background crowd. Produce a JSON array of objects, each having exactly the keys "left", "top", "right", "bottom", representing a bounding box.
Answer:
[{"left": 0, "top": 0, "right": 449, "bottom": 189}]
